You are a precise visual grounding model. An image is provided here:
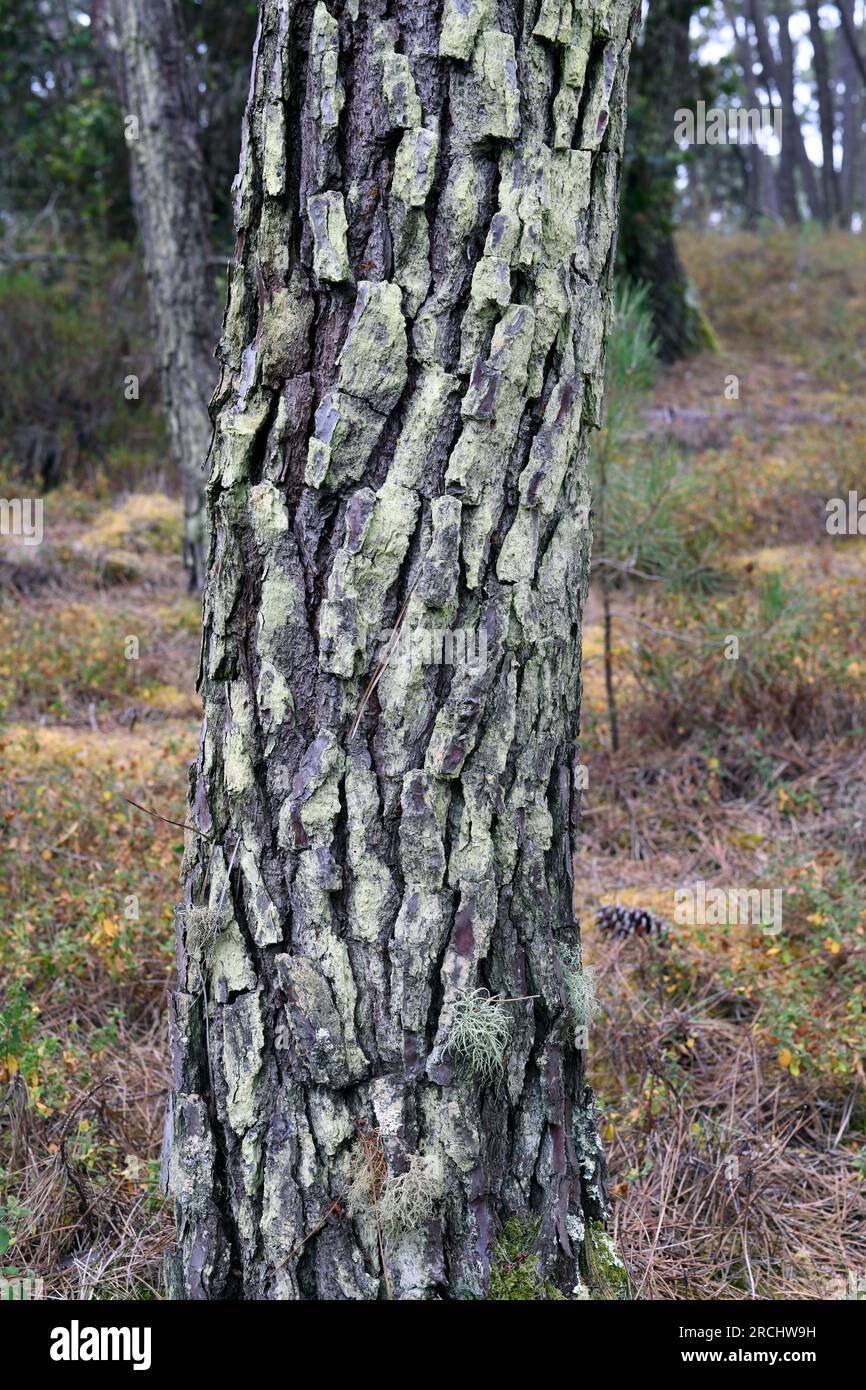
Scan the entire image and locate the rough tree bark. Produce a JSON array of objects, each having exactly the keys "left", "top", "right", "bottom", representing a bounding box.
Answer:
[
  {"left": 619, "top": 0, "right": 713, "bottom": 360},
  {"left": 163, "top": 0, "right": 637, "bottom": 1301},
  {"left": 100, "top": 0, "right": 220, "bottom": 588}
]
